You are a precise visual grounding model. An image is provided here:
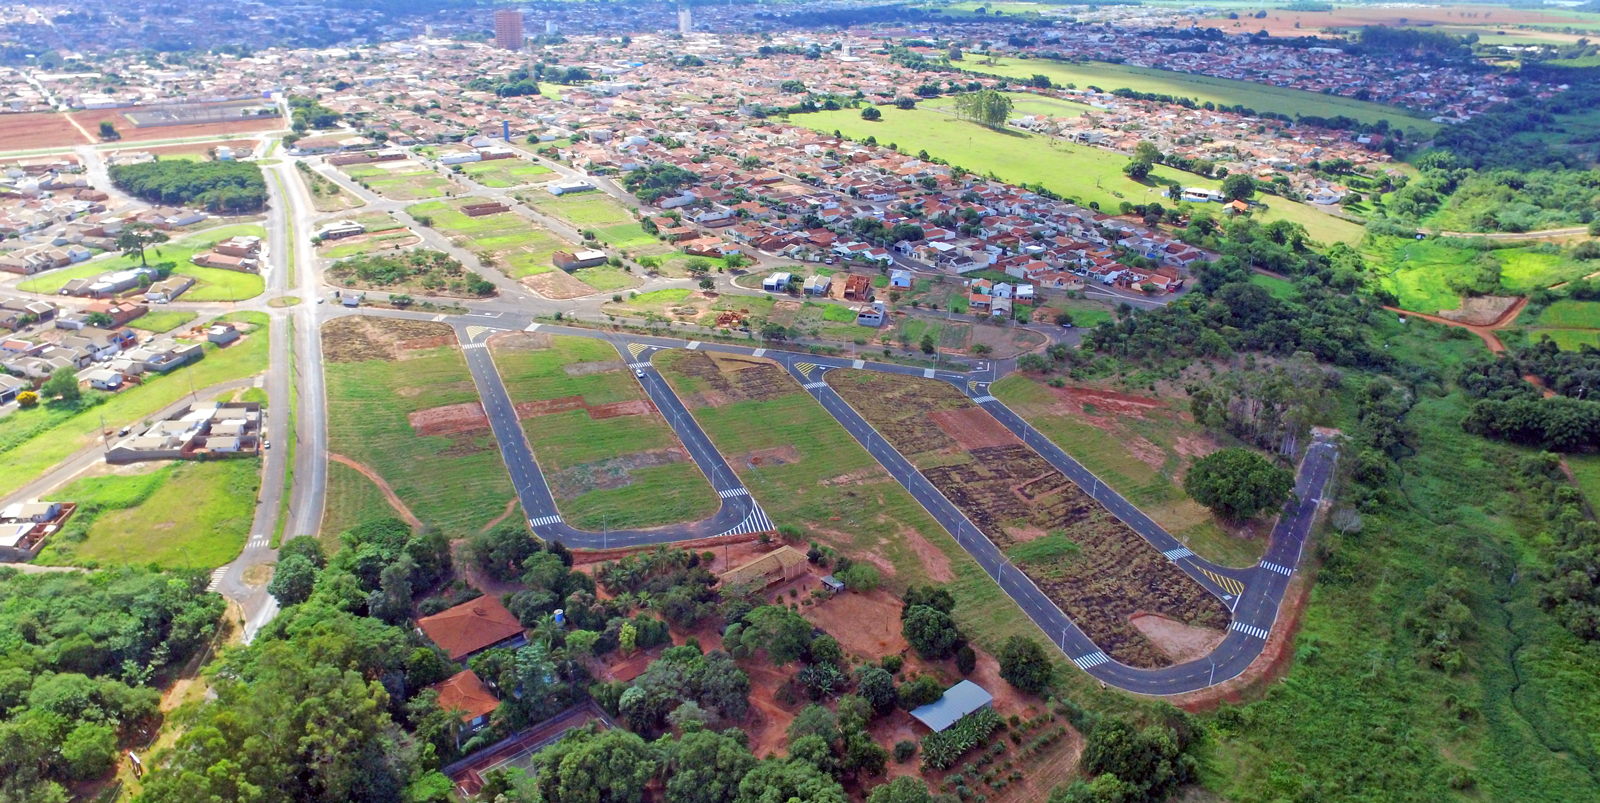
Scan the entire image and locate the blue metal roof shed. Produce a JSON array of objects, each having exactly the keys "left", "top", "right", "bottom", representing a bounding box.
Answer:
[{"left": 909, "top": 680, "right": 994, "bottom": 733}]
